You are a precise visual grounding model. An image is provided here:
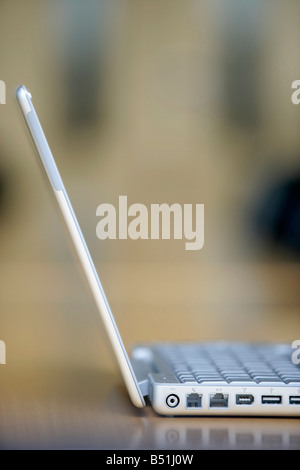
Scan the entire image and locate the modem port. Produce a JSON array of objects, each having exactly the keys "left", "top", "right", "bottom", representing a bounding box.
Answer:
[{"left": 186, "top": 393, "right": 202, "bottom": 408}]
